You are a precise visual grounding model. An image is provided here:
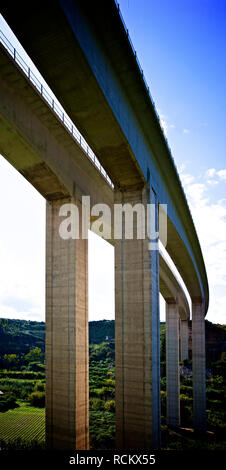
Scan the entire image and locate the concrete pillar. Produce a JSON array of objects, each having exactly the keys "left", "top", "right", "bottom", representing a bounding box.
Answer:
[
  {"left": 166, "top": 302, "right": 180, "bottom": 428},
  {"left": 115, "top": 185, "right": 161, "bottom": 450},
  {"left": 180, "top": 319, "right": 189, "bottom": 361},
  {"left": 46, "top": 198, "right": 89, "bottom": 450},
  {"left": 192, "top": 302, "right": 206, "bottom": 431}
]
